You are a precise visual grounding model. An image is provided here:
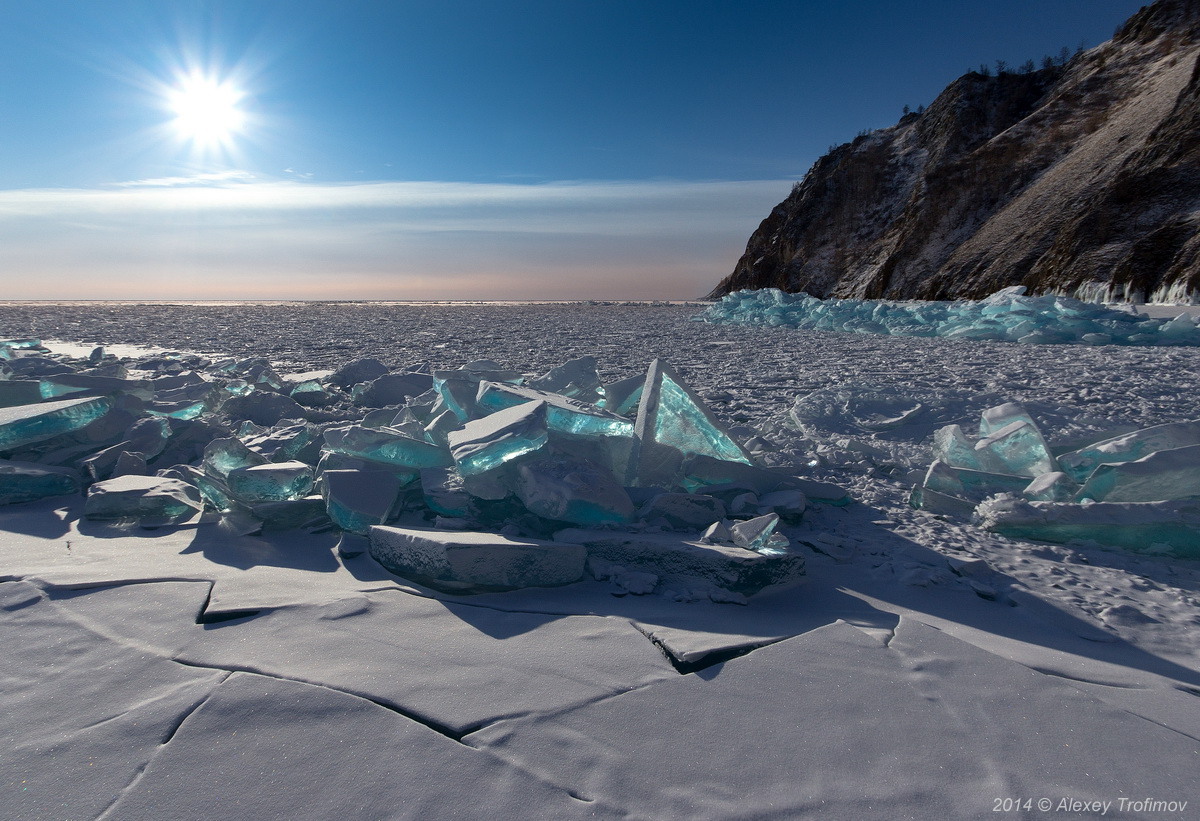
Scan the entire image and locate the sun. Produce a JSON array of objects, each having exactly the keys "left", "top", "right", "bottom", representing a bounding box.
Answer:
[{"left": 167, "top": 73, "right": 246, "bottom": 147}]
